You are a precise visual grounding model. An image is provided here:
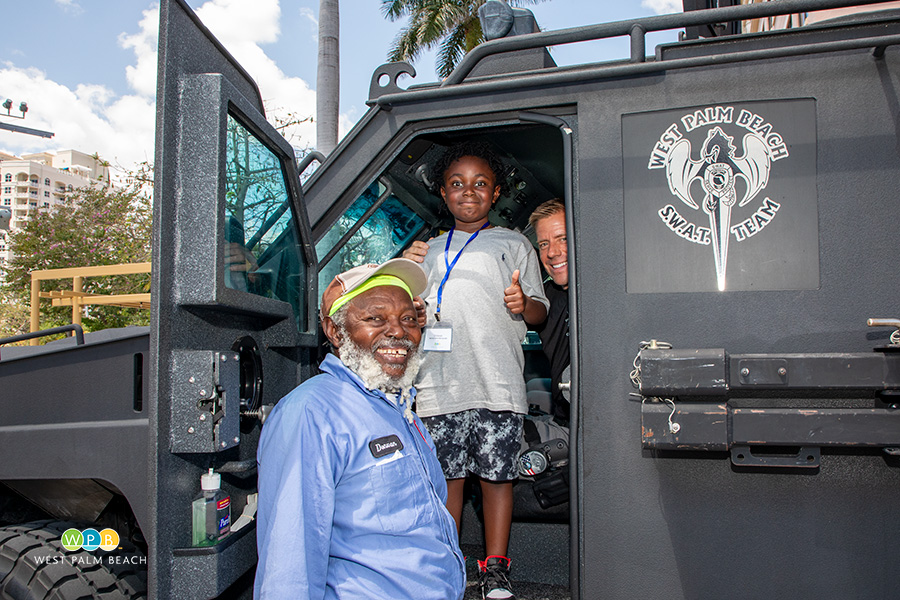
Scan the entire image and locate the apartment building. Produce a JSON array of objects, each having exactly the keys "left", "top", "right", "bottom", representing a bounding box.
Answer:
[
  {"left": 805, "top": 1, "right": 900, "bottom": 24},
  {"left": 740, "top": 0, "right": 900, "bottom": 32},
  {"left": 0, "top": 149, "right": 111, "bottom": 268}
]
